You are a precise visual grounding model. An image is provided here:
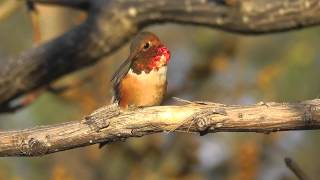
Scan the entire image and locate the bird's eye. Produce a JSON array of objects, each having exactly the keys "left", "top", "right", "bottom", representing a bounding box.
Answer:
[{"left": 143, "top": 41, "right": 151, "bottom": 50}]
